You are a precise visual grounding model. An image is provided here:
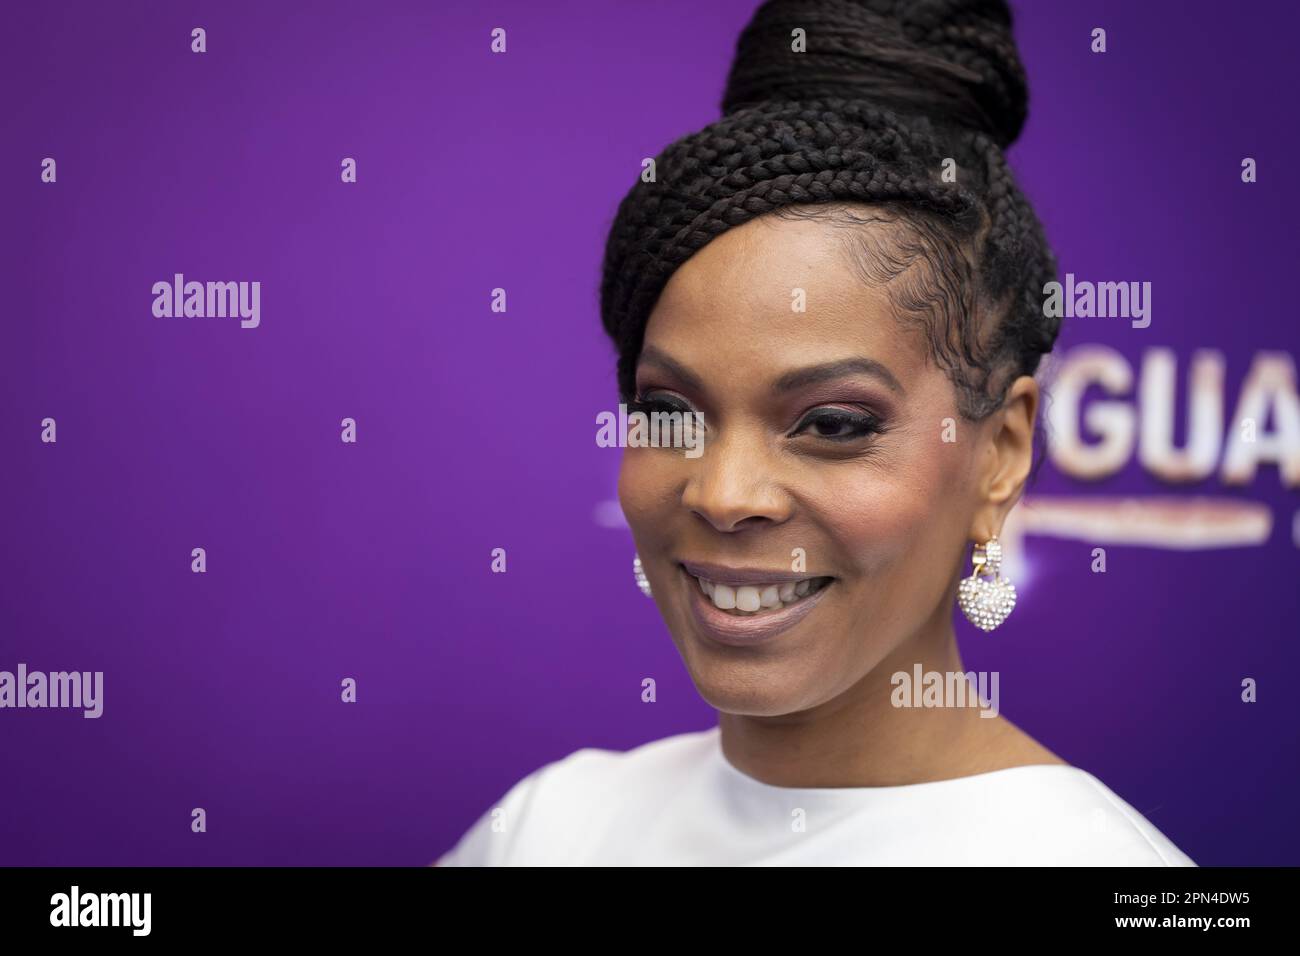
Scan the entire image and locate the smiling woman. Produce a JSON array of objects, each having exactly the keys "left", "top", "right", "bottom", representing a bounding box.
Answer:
[{"left": 437, "top": 0, "right": 1196, "bottom": 867}]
